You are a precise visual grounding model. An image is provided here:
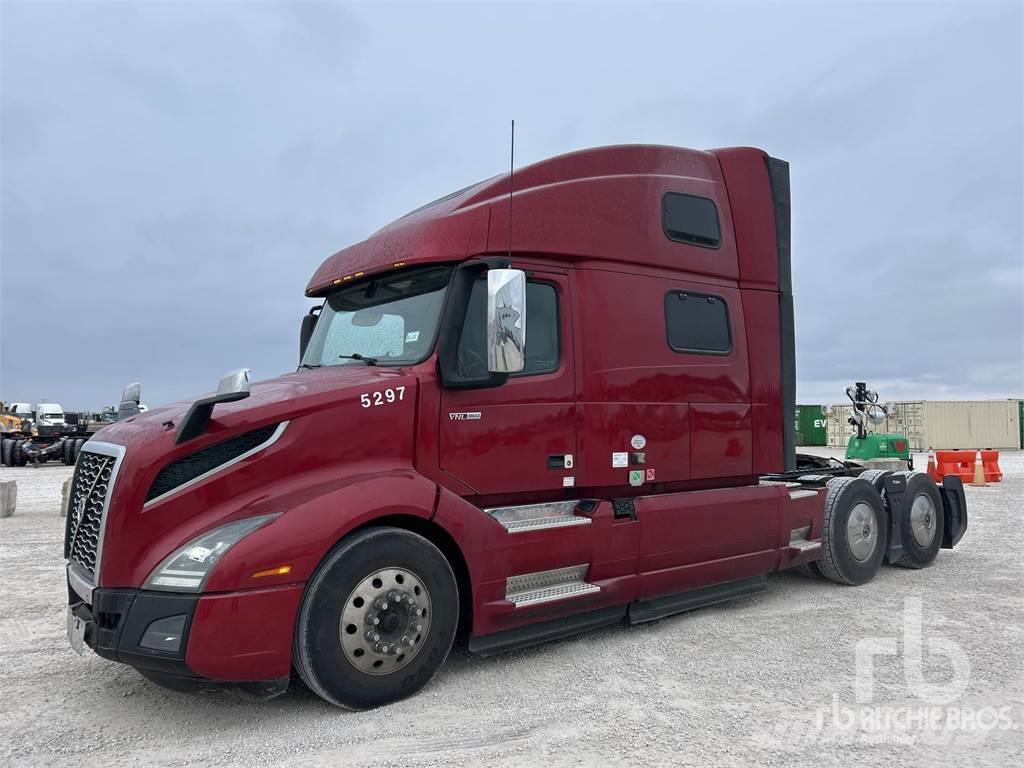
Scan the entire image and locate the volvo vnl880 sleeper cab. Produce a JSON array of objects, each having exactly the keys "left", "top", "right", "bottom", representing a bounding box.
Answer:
[{"left": 64, "top": 145, "right": 968, "bottom": 709}]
